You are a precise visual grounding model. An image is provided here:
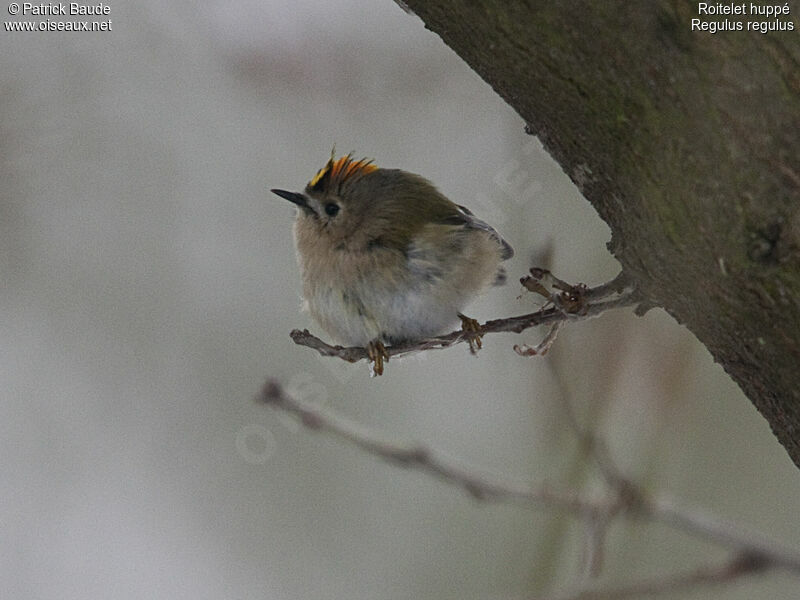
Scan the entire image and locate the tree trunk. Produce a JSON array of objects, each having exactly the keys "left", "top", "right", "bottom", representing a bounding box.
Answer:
[{"left": 402, "top": 1, "right": 800, "bottom": 467}]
